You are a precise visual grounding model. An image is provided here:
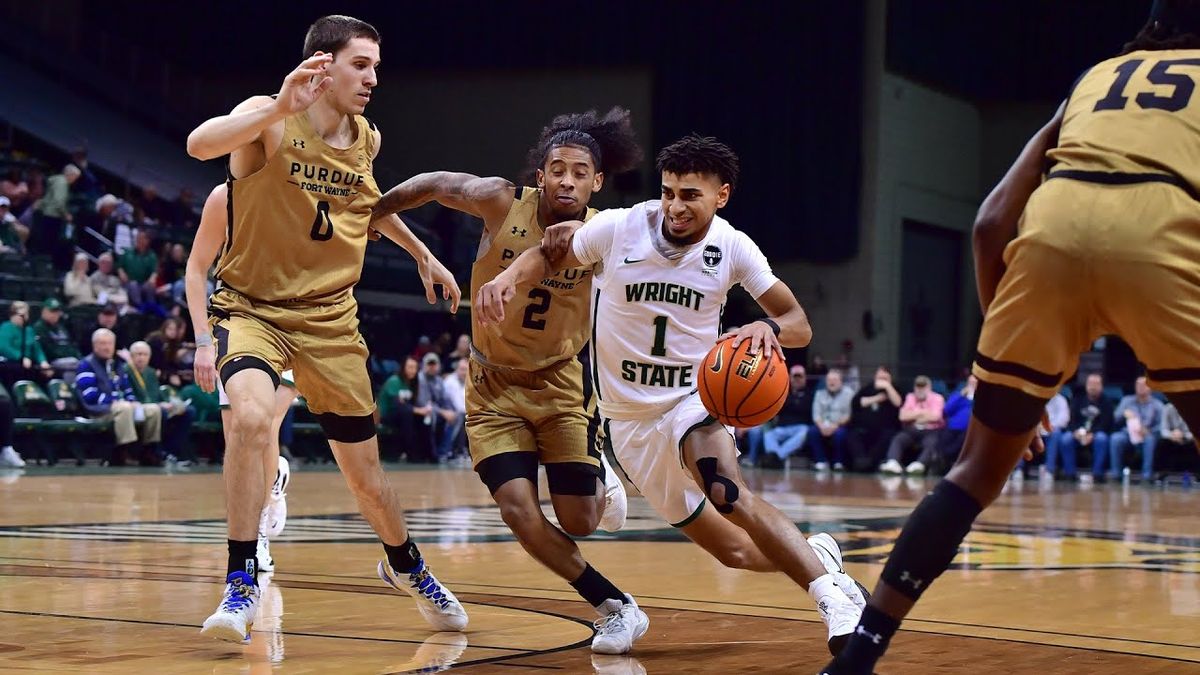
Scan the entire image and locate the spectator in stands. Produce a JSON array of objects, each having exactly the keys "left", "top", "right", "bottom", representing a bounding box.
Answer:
[
  {"left": 415, "top": 352, "right": 459, "bottom": 463},
  {"left": 1158, "top": 402, "right": 1197, "bottom": 478},
  {"left": 156, "top": 243, "right": 188, "bottom": 307},
  {"left": 127, "top": 340, "right": 195, "bottom": 465},
  {"left": 0, "top": 169, "right": 31, "bottom": 213},
  {"left": 173, "top": 188, "right": 199, "bottom": 230},
  {"left": 79, "top": 305, "right": 121, "bottom": 356},
  {"left": 446, "top": 333, "right": 471, "bottom": 365},
  {"left": 736, "top": 425, "right": 765, "bottom": 467},
  {"left": 63, "top": 253, "right": 97, "bottom": 307},
  {"left": 1028, "top": 388, "right": 1071, "bottom": 478},
  {"left": 1111, "top": 376, "right": 1164, "bottom": 481},
  {"left": 0, "top": 301, "right": 52, "bottom": 377},
  {"left": 411, "top": 335, "right": 433, "bottom": 362},
  {"left": 89, "top": 252, "right": 131, "bottom": 312},
  {"left": 32, "top": 298, "right": 80, "bottom": 373},
  {"left": 32, "top": 164, "right": 81, "bottom": 268},
  {"left": 761, "top": 364, "right": 814, "bottom": 469},
  {"left": 95, "top": 194, "right": 135, "bottom": 254},
  {"left": 1054, "top": 373, "right": 1114, "bottom": 482},
  {"left": 846, "top": 365, "right": 903, "bottom": 472},
  {"left": 145, "top": 317, "right": 191, "bottom": 386},
  {"left": 880, "top": 375, "right": 945, "bottom": 475},
  {"left": 69, "top": 148, "right": 101, "bottom": 197},
  {"left": 76, "top": 328, "right": 162, "bottom": 466},
  {"left": 138, "top": 185, "right": 172, "bottom": 225},
  {"left": 442, "top": 358, "right": 469, "bottom": 456},
  {"left": 834, "top": 350, "right": 861, "bottom": 393},
  {"left": 378, "top": 356, "right": 422, "bottom": 460},
  {"left": 810, "top": 368, "right": 853, "bottom": 471},
  {"left": 938, "top": 375, "right": 976, "bottom": 469},
  {"left": 0, "top": 196, "right": 27, "bottom": 253},
  {"left": 119, "top": 231, "right": 159, "bottom": 311}
]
